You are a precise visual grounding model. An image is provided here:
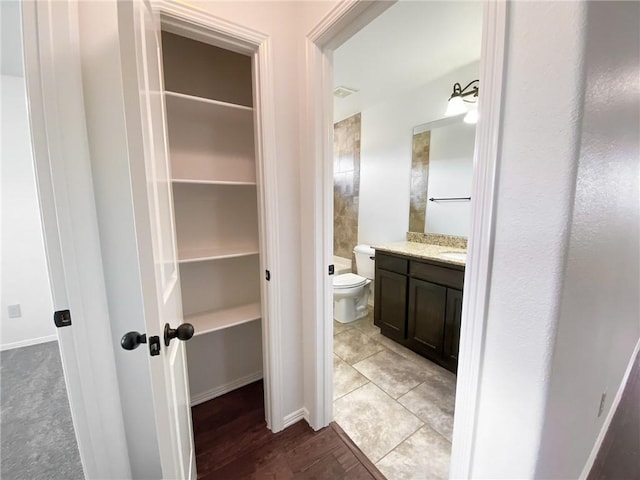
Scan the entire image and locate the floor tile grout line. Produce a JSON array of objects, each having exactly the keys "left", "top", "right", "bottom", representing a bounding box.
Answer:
[
  {"left": 419, "top": 420, "right": 454, "bottom": 447},
  {"left": 333, "top": 380, "right": 425, "bottom": 466},
  {"left": 371, "top": 417, "right": 425, "bottom": 466},
  {"left": 345, "top": 354, "right": 455, "bottom": 446},
  {"left": 333, "top": 314, "right": 455, "bottom": 476},
  {"left": 338, "top": 337, "right": 388, "bottom": 366},
  {"left": 352, "top": 365, "right": 426, "bottom": 403},
  {"left": 396, "top": 391, "right": 456, "bottom": 443},
  {"left": 366, "top": 329, "right": 456, "bottom": 377},
  {"left": 373, "top": 420, "right": 424, "bottom": 467},
  {"left": 356, "top": 377, "right": 425, "bottom": 426},
  {"left": 333, "top": 380, "right": 371, "bottom": 402}
]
